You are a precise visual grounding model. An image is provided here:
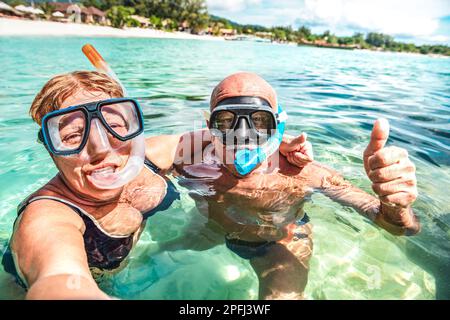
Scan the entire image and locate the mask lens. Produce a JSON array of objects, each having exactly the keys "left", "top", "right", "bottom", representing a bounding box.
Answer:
[
  {"left": 251, "top": 111, "right": 275, "bottom": 134},
  {"left": 101, "top": 101, "right": 140, "bottom": 138},
  {"left": 47, "top": 110, "right": 86, "bottom": 152},
  {"left": 212, "top": 111, "right": 235, "bottom": 132}
]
